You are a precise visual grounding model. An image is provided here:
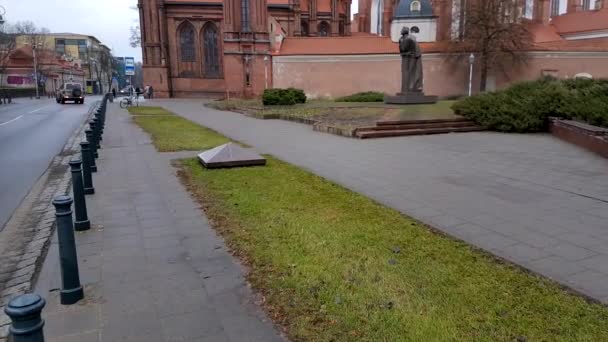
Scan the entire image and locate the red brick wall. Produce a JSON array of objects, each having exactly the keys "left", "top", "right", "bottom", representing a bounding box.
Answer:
[
  {"left": 550, "top": 122, "right": 608, "bottom": 159},
  {"left": 273, "top": 52, "right": 608, "bottom": 99},
  {"left": 272, "top": 54, "right": 472, "bottom": 98}
]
